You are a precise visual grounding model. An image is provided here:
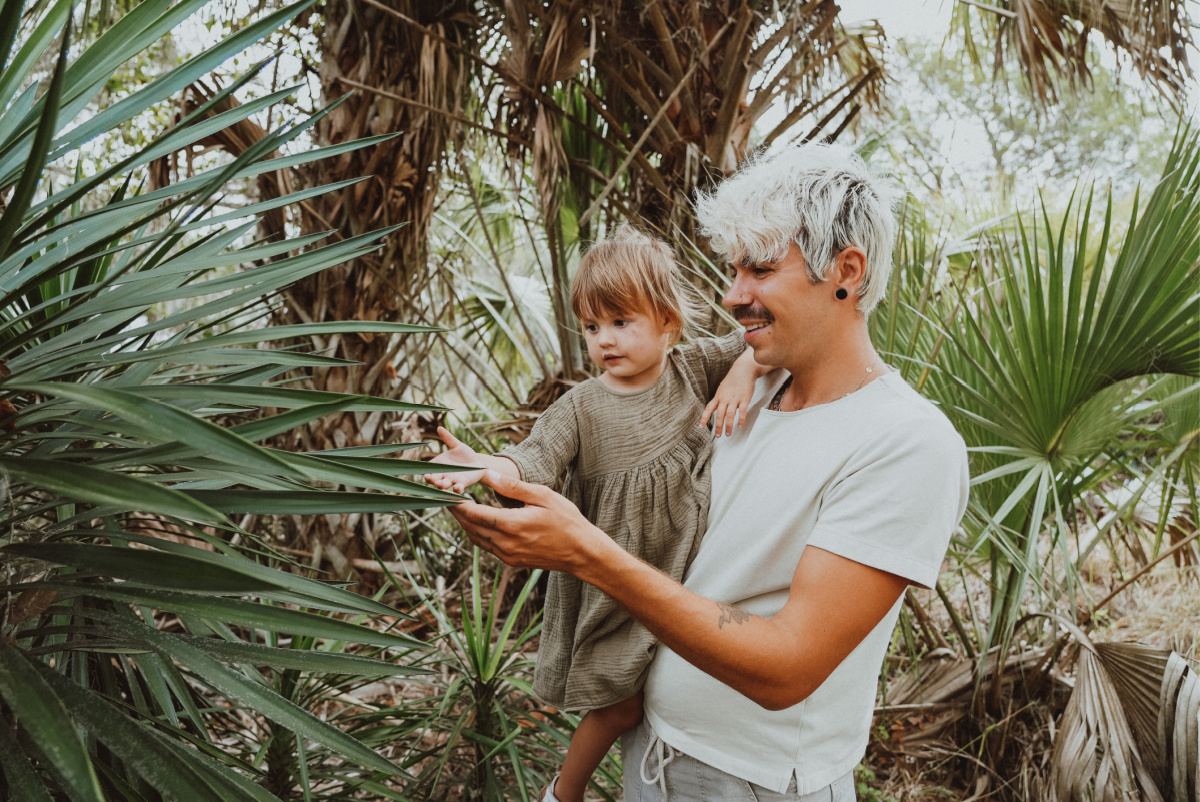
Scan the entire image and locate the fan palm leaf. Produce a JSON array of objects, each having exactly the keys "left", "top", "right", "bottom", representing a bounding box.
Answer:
[{"left": 1049, "top": 638, "right": 1199, "bottom": 802}]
